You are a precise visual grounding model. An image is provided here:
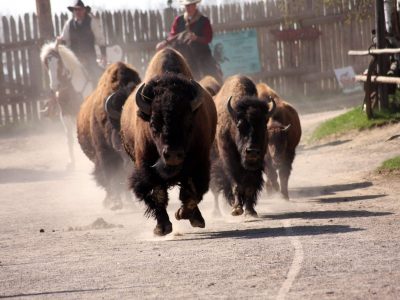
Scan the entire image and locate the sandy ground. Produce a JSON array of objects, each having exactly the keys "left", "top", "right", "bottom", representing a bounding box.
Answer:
[{"left": 0, "top": 94, "right": 400, "bottom": 299}]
